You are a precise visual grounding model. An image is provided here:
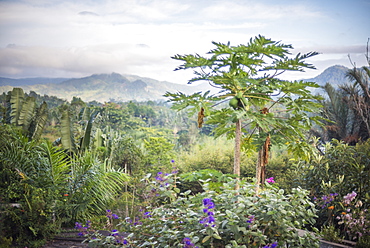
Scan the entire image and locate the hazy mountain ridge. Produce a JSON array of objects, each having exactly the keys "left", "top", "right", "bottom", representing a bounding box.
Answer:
[
  {"left": 0, "top": 65, "right": 354, "bottom": 102},
  {"left": 0, "top": 77, "right": 70, "bottom": 86},
  {"left": 303, "top": 65, "right": 350, "bottom": 86},
  {"left": 0, "top": 72, "right": 207, "bottom": 102}
]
